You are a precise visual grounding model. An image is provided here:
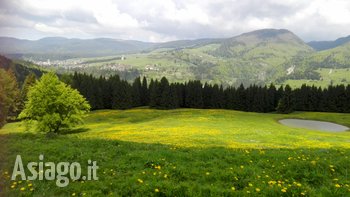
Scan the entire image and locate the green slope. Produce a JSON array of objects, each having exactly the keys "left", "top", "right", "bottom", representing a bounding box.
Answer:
[{"left": 4, "top": 29, "right": 350, "bottom": 86}]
